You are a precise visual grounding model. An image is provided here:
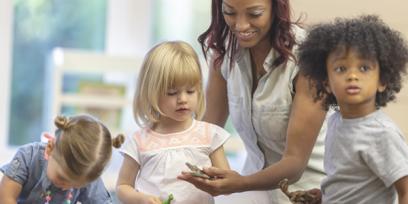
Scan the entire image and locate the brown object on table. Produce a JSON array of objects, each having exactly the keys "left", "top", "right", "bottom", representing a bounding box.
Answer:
[{"left": 278, "top": 178, "right": 321, "bottom": 204}]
